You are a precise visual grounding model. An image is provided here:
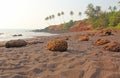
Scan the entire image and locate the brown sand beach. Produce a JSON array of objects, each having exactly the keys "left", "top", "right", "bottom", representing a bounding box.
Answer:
[{"left": 0, "top": 30, "right": 120, "bottom": 78}]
